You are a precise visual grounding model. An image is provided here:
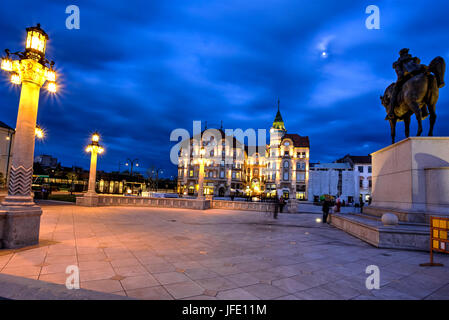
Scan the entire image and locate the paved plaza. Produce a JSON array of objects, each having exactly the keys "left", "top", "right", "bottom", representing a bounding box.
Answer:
[{"left": 0, "top": 203, "right": 448, "bottom": 300}]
